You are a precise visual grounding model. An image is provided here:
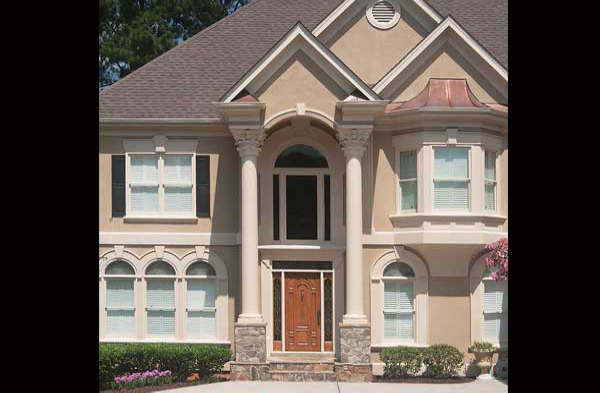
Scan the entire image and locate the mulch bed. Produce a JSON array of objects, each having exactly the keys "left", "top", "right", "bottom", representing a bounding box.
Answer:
[{"left": 374, "top": 376, "right": 476, "bottom": 384}]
